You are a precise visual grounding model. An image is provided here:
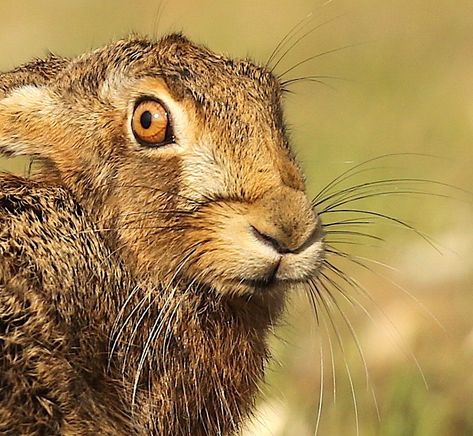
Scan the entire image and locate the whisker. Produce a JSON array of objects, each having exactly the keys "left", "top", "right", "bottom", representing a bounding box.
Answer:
[
  {"left": 322, "top": 258, "right": 431, "bottom": 389},
  {"left": 151, "top": 0, "right": 168, "bottom": 39},
  {"left": 325, "top": 314, "right": 337, "bottom": 406},
  {"left": 314, "top": 335, "right": 324, "bottom": 436},
  {"left": 282, "top": 77, "right": 336, "bottom": 92},
  {"left": 317, "top": 273, "right": 372, "bottom": 393},
  {"left": 108, "top": 283, "right": 142, "bottom": 369},
  {"left": 332, "top": 248, "right": 444, "bottom": 332},
  {"left": 306, "top": 283, "right": 336, "bottom": 408},
  {"left": 266, "top": 12, "right": 314, "bottom": 68},
  {"left": 325, "top": 246, "right": 398, "bottom": 272},
  {"left": 316, "top": 289, "right": 360, "bottom": 436},
  {"left": 324, "top": 229, "right": 385, "bottom": 242},
  {"left": 313, "top": 166, "right": 404, "bottom": 204},
  {"left": 323, "top": 239, "right": 371, "bottom": 247},
  {"left": 345, "top": 358, "right": 360, "bottom": 436},
  {"left": 281, "top": 75, "right": 350, "bottom": 90},
  {"left": 312, "top": 153, "right": 443, "bottom": 205},
  {"left": 130, "top": 248, "right": 197, "bottom": 407},
  {"left": 325, "top": 249, "right": 383, "bottom": 275},
  {"left": 122, "top": 292, "right": 158, "bottom": 376},
  {"left": 323, "top": 219, "right": 374, "bottom": 227},
  {"left": 371, "top": 385, "right": 381, "bottom": 424},
  {"left": 306, "top": 285, "right": 320, "bottom": 325},
  {"left": 314, "top": 177, "right": 467, "bottom": 208},
  {"left": 278, "top": 42, "right": 369, "bottom": 79},
  {"left": 320, "top": 208, "right": 442, "bottom": 253},
  {"left": 320, "top": 189, "right": 453, "bottom": 212},
  {"left": 319, "top": 270, "right": 385, "bottom": 428},
  {"left": 131, "top": 286, "right": 179, "bottom": 407},
  {"left": 111, "top": 292, "right": 152, "bottom": 373},
  {"left": 271, "top": 14, "right": 349, "bottom": 73}
]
